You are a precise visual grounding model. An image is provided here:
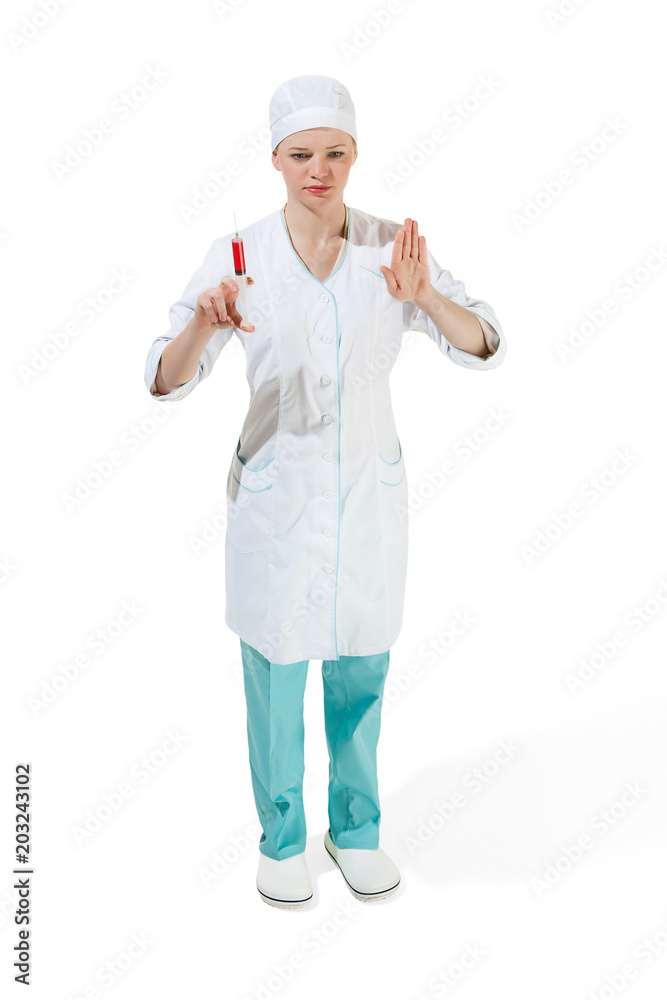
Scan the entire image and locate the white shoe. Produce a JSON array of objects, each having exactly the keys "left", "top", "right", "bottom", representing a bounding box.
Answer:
[
  {"left": 324, "top": 829, "right": 400, "bottom": 901},
  {"left": 256, "top": 851, "right": 313, "bottom": 909}
]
